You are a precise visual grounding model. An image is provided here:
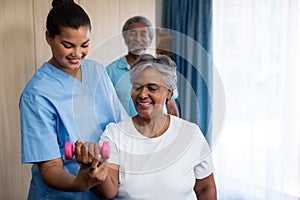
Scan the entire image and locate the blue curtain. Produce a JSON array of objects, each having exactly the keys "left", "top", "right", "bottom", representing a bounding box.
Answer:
[{"left": 161, "top": 0, "right": 213, "bottom": 144}]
